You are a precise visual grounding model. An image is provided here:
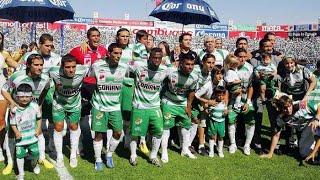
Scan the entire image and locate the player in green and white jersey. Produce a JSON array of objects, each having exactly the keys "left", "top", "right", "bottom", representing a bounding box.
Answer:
[
  {"left": 128, "top": 48, "right": 168, "bottom": 167},
  {"left": 48, "top": 54, "right": 89, "bottom": 168},
  {"left": 1, "top": 53, "right": 52, "bottom": 174},
  {"left": 132, "top": 30, "right": 148, "bottom": 62},
  {"left": 90, "top": 43, "right": 128, "bottom": 171},
  {"left": 161, "top": 53, "right": 199, "bottom": 162},
  {"left": 10, "top": 83, "right": 42, "bottom": 180}
]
